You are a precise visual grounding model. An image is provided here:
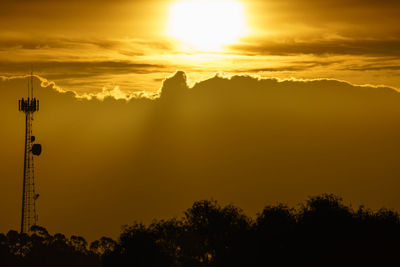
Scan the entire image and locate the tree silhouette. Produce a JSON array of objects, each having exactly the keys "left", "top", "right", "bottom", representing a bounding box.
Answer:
[
  {"left": 180, "top": 200, "right": 251, "bottom": 267},
  {"left": 1, "top": 194, "right": 400, "bottom": 267},
  {"left": 253, "top": 204, "right": 296, "bottom": 266}
]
